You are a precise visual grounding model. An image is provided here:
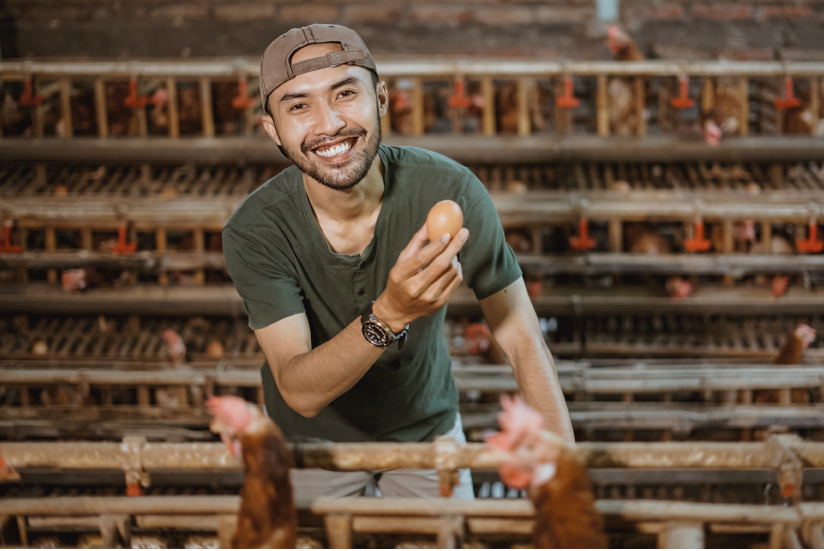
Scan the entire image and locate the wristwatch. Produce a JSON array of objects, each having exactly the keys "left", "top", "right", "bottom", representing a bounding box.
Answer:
[{"left": 360, "top": 302, "right": 409, "bottom": 350}]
